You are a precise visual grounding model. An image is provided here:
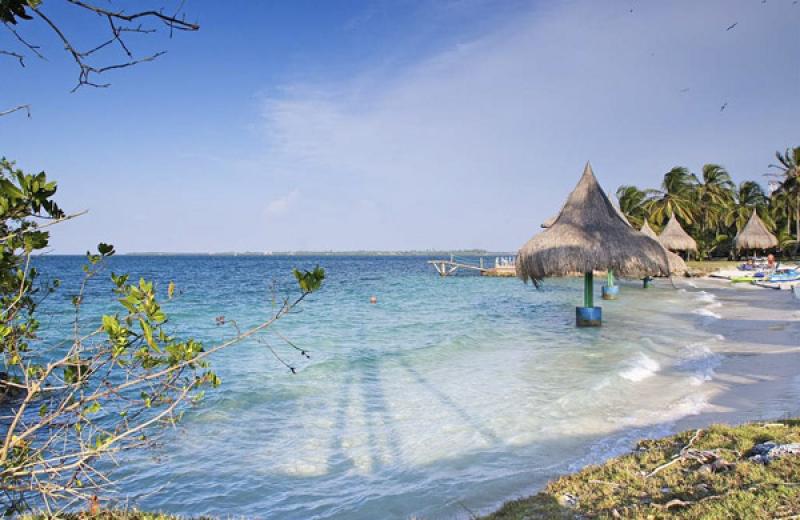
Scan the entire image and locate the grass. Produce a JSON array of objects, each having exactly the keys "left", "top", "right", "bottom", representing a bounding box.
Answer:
[
  {"left": 687, "top": 259, "right": 740, "bottom": 271},
  {"left": 483, "top": 419, "right": 800, "bottom": 519}
]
